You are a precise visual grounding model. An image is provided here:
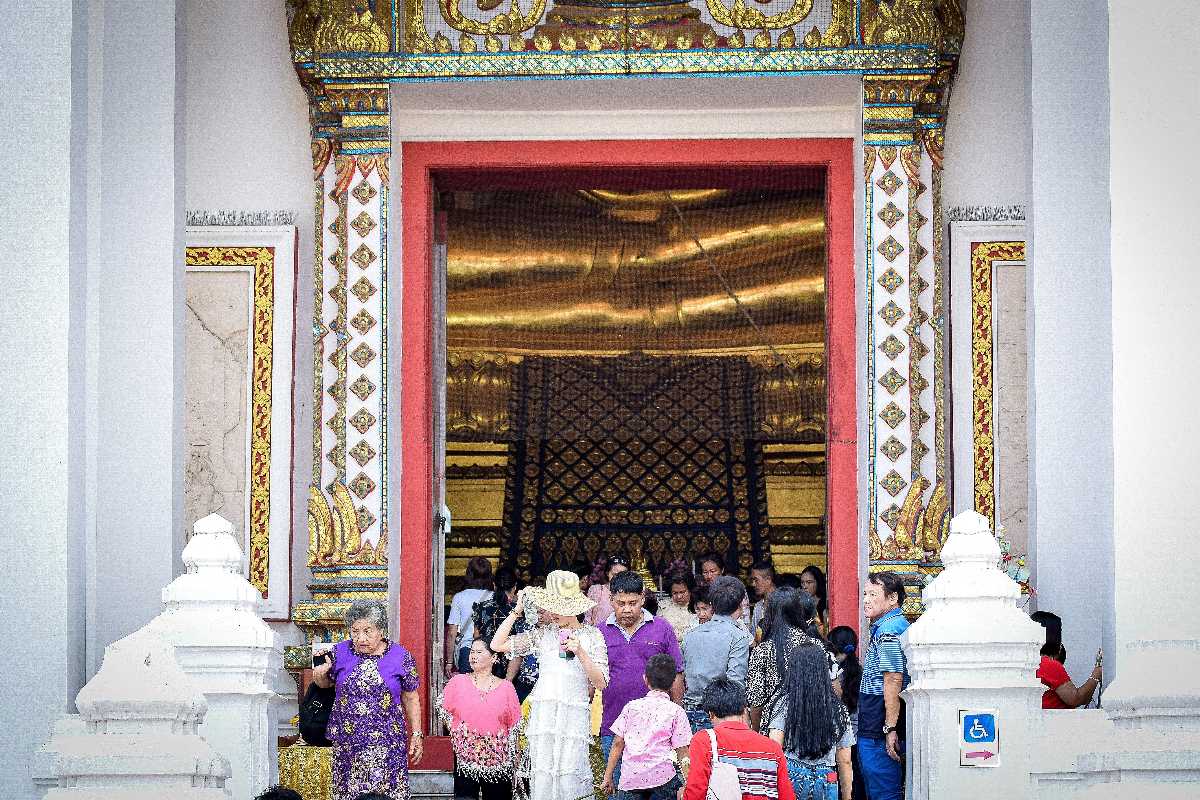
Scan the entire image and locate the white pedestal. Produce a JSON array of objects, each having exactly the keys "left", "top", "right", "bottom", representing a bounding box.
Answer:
[
  {"left": 903, "top": 510, "right": 1045, "bottom": 799},
  {"left": 143, "top": 514, "right": 281, "bottom": 800}
]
